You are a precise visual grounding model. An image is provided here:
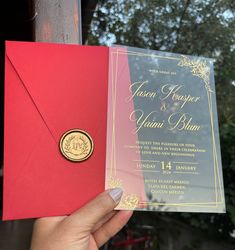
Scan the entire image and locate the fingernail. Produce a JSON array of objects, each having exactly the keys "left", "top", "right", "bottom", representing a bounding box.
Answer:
[{"left": 108, "top": 188, "right": 123, "bottom": 203}]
